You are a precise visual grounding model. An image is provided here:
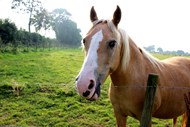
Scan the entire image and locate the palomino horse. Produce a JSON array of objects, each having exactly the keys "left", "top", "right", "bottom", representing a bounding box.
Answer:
[{"left": 75, "top": 6, "right": 189, "bottom": 127}]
